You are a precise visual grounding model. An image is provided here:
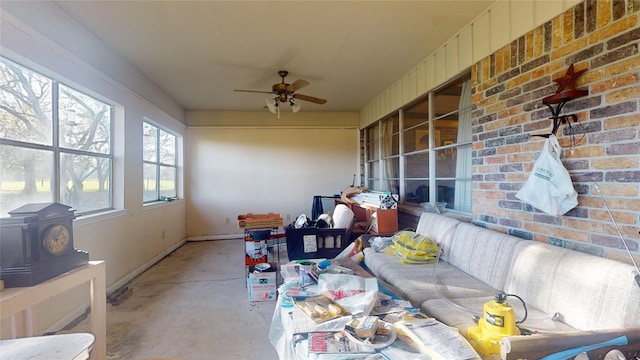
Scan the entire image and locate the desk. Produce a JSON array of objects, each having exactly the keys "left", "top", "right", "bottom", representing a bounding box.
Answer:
[{"left": 0, "top": 261, "right": 106, "bottom": 360}]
